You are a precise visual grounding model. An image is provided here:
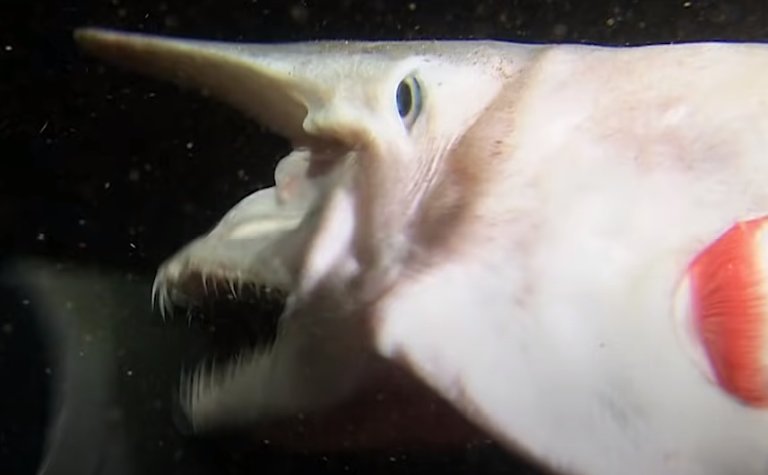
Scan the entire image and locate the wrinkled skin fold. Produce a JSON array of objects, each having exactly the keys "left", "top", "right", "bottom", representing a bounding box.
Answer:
[{"left": 77, "top": 28, "right": 768, "bottom": 475}]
